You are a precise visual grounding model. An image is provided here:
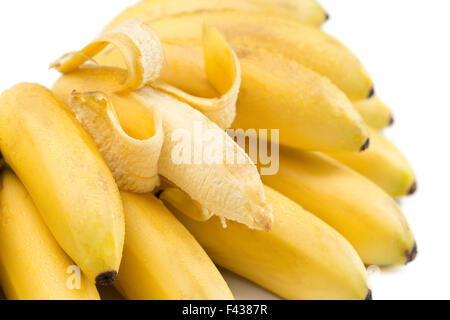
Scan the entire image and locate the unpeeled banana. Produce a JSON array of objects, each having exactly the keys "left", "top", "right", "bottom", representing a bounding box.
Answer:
[
  {"left": 326, "top": 127, "right": 417, "bottom": 197},
  {"left": 260, "top": 148, "right": 416, "bottom": 266},
  {"left": 0, "top": 170, "right": 99, "bottom": 300},
  {"left": 98, "top": 40, "right": 370, "bottom": 152},
  {"left": 0, "top": 83, "right": 125, "bottom": 285},
  {"left": 354, "top": 97, "right": 394, "bottom": 130},
  {"left": 163, "top": 185, "right": 370, "bottom": 300},
  {"left": 108, "top": 0, "right": 328, "bottom": 29},
  {"left": 105, "top": 8, "right": 372, "bottom": 101},
  {"left": 115, "top": 191, "right": 234, "bottom": 300}
]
